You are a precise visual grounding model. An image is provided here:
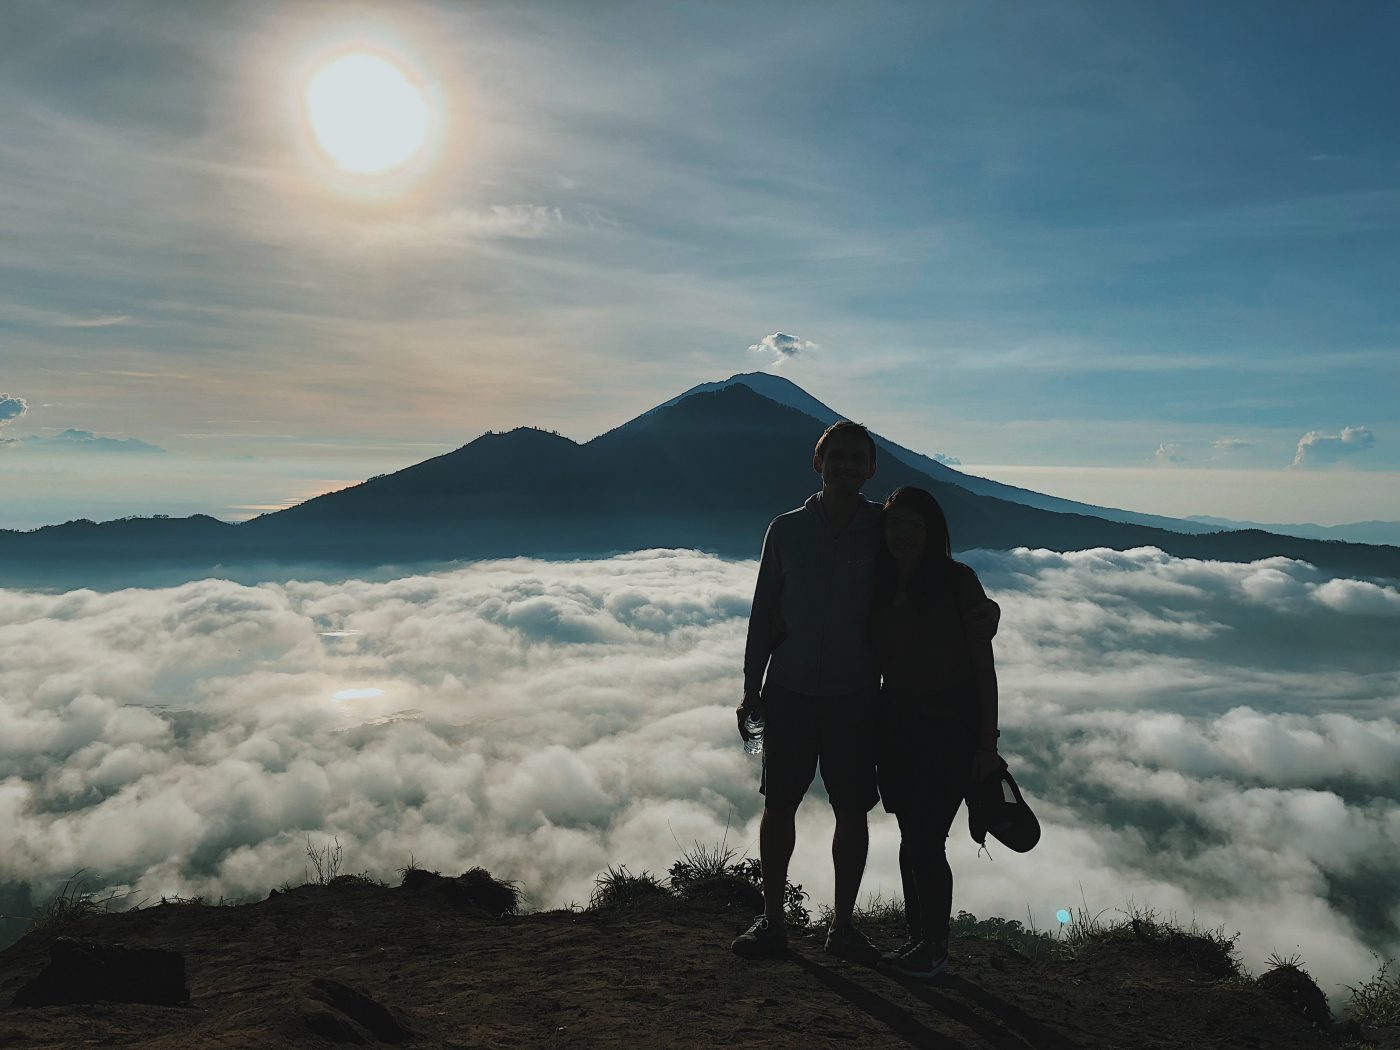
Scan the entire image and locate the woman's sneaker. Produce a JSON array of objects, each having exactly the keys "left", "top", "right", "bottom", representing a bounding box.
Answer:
[
  {"left": 731, "top": 915, "right": 788, "bottom": 959},
  {"left": 890, "top": 940, "right": 950, "bottom": 979}
]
